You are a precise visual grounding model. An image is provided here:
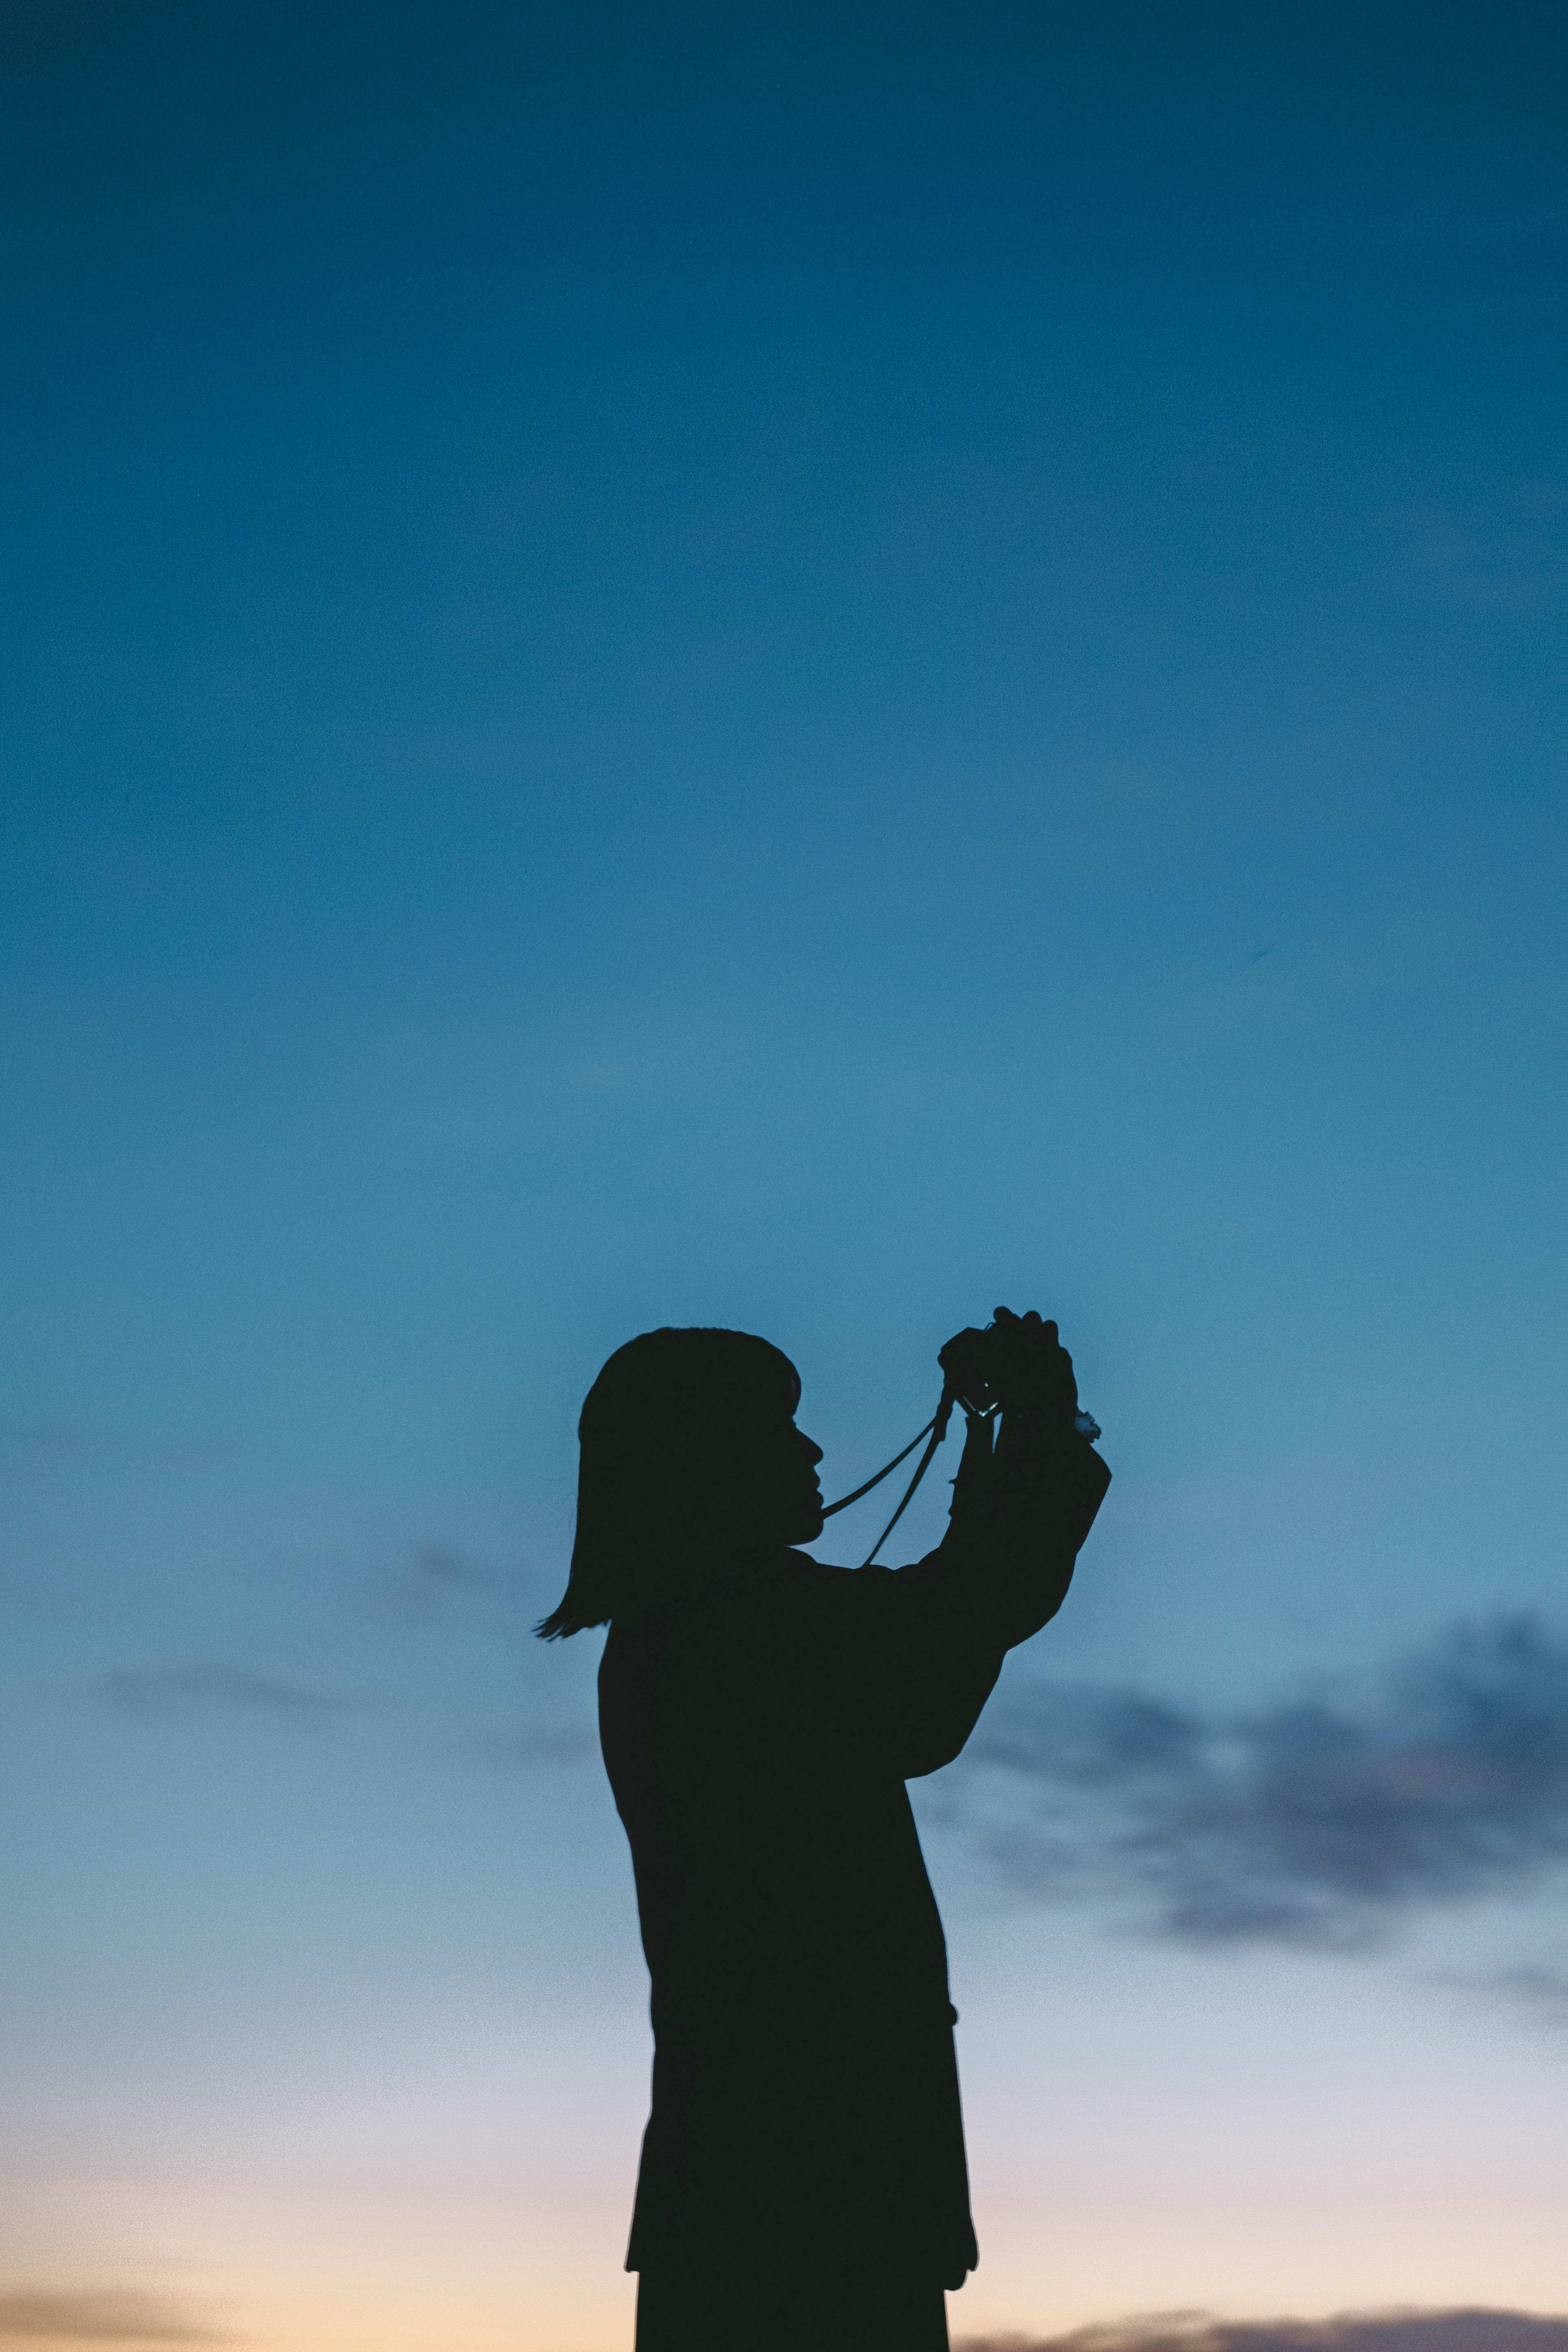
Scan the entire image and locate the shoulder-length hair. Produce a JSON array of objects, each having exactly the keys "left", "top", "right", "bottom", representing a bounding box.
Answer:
[{"left": 535, "top": 1326, "right": 800, "bottom": 1639}]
